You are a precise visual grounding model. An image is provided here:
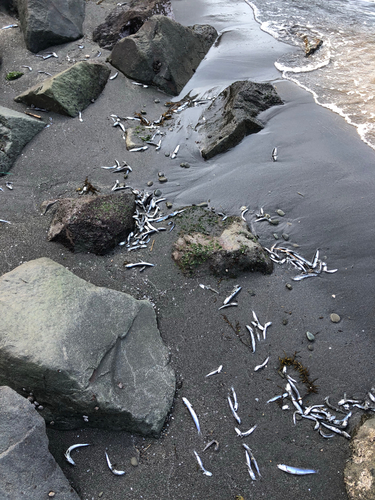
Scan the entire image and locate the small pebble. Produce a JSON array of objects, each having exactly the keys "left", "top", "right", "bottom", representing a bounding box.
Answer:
[
  {"left": 308, "top": 345, "right": 314, "bottom": 351},
  {"left": 282, "top": 233, "right": 289, "bottom": 241},
  {"left": 195, "top": 202, "right": 208, "bottom": 207},
  {"left": 158, "top": 176, "right": 168, "bottom": 183},
  {"left": 141, "top": 110, "right": 147, "bottom": 115},
  {"left": 273, "top": 233, "right": 279, "bottom": 239},
  {"left": 158, "top": 172, "right": 164, "bottom": 177},
  {"left": 269, "top": 219, "right": 279, "bottom": 226},
  {"left": 130, "top": 457, "right": 138, "bottom": 467},
  {"left": 154, "top": 189, "right": 162, "bottom": 196},
  {"left": 48, "top": 493, "right": 55, "bottom": 498},
  {"left": 286, "top": 283, "right": 292, "bottom": 290},
  {"left": 147, "top": 181, "right": 153, "bottom": 187},
  {"left": 180, "top": 162, "right": 190, "bottom": 168},
  {"left": 165, "top": 152, "right": 170, "bottom": 157},
  {"left": 166, "top": 201, "right": 173, "bottom": 209},
  {"left": 306, "top": 331, "right": 315, "bottom": 341},
  {"left": 330, "top": 313, "right": 340, "bottom": 323},
  {"left": 154, "top": 99, "right": 160, "bottom": 103},
  {"left": 276, "top": 209, "right": 285, "bottom": 216},
  {"left": 282, "top": 319, "right": 288, "bottom": 325},
  {"left": 99, "top": 493, "right": 104, "bottom": 498}
]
